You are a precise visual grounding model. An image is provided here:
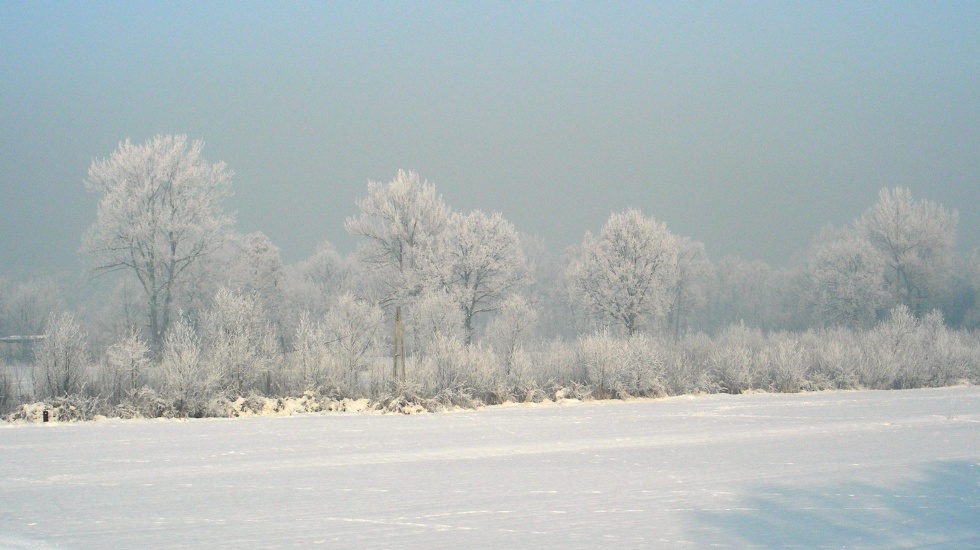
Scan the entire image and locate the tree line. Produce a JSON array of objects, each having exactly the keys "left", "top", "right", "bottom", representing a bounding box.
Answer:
[{"left": 1, "top": 135, "right": 978, "bottom": 418}]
